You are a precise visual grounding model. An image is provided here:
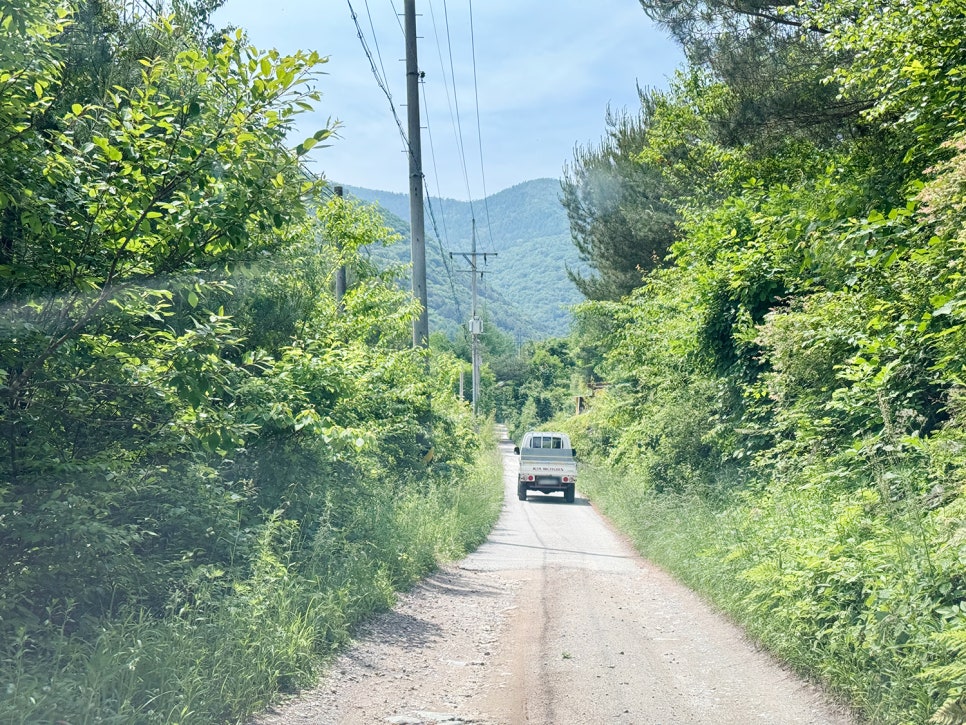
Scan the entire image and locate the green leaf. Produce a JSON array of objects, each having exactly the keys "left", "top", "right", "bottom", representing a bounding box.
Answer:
[{"left": 296, "top": 137, "right": 317, "bottom": 155}]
